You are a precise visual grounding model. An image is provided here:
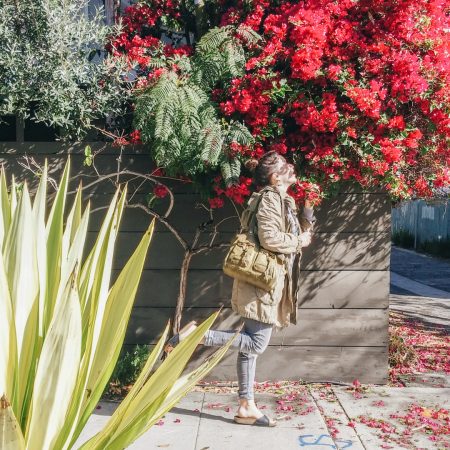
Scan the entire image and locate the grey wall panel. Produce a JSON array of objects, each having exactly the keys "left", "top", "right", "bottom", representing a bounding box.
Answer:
[
  {"left": 313, "top": 193, "right": 391, "bottom": 232},
  {"left": 87, "top": 193, "right": 240, "bottom": 233},
  {"left": 0, "top": 142, "right": 147, "bottom": 155},
  {"left": 133, "top": 344, "right": 388, "bottom": 384},
  {"left": 85, "top": 191, "right": 390, "bottom": 233},
  {"left": 124, "top": 269, "right": 389, "bottom": 309},
  {"left": 125, "top": 307, "right": 388, "bottom": 347},
  {"left": 0, "top": 154, "right": 157, "bottom": 194},
  {"left": 301, "top": 232, "right": 391, "bottom": 270},
  {"left": 85, "top": 230, "right": 390, "bottom": 271},
  {"left": 297, "top": 270, "right": 389, "bottom": 308},
  {"left": 193, "top": 345, "right": 389, "bottom": 384}
]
